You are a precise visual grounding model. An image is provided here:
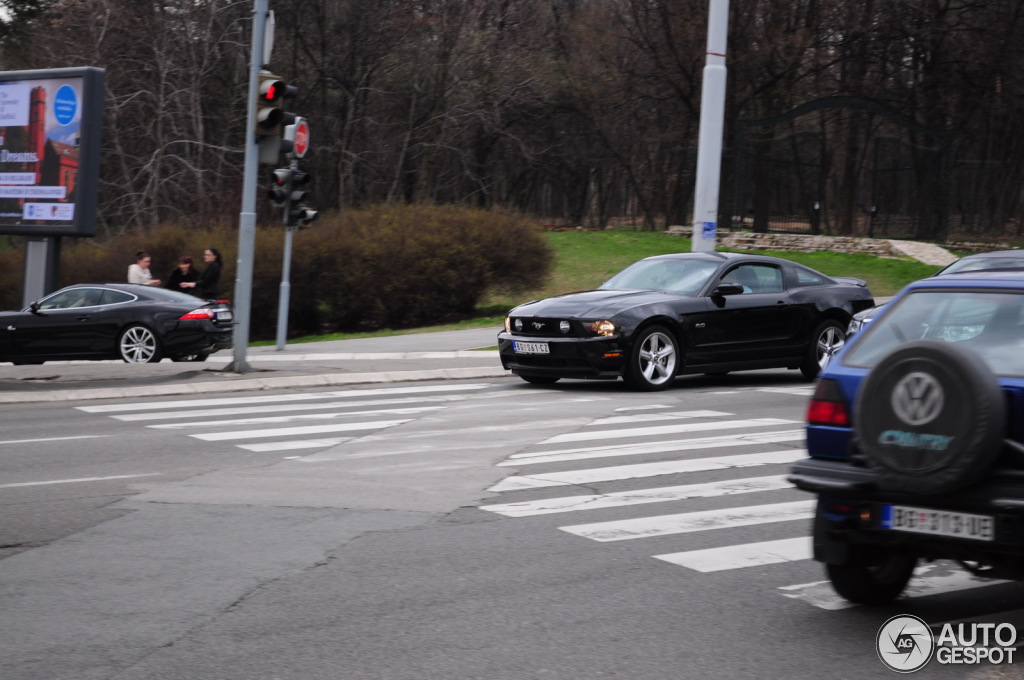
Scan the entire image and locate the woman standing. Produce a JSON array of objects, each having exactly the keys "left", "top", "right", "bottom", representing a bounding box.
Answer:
[
  {"left": 127, "top": 251, "right": 162, "bottom": 286},
  {"left": 182, "top": 248, "right": 222, "bottom": 299},
  {"left": 165, "top": 256, "right": 201, "bottom": 294}
]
